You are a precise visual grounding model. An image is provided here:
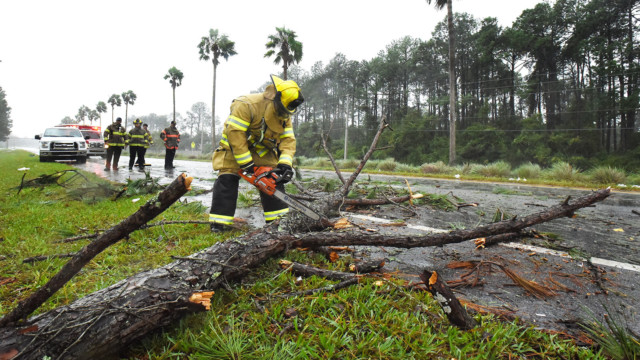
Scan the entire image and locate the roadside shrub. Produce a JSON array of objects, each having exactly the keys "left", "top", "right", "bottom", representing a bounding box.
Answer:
[
  {"left": 396, "top": 163, "right": 419, "bottom": 173},
  {"left": 338, "top": 158, "right": 360, "bottom": 169},
  {"left": 312, "top": 158, "right": 331, "bottom": 168},
  {"left": 473, "top": 161, "right": 511, "bottom": 178},
  {"left": 420, "top": 161, "right": 451, "bottom": 174},
  {"left": 364, "top": 159, "right": 380, "bottom": 170},
  {"left": 588, "top": 166, "right": 627, "bottom": 185},
  {"left": 514, "top": 162, "right": 542, "bottom": 179},
  {"left": 377, "top": 158, "right": 397, "bottom": 172},
  {"left": 292, "top": 156, "right": 305, "bottom": 167},
  {"left": 456, "top": 162, "right": 473, "bottom": 175},
  {"left": 627, "top": 173, "right": 640, "bottom": 186},
  {"left": 544, "top": 161, "right": 583, "bottom": 182}
]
